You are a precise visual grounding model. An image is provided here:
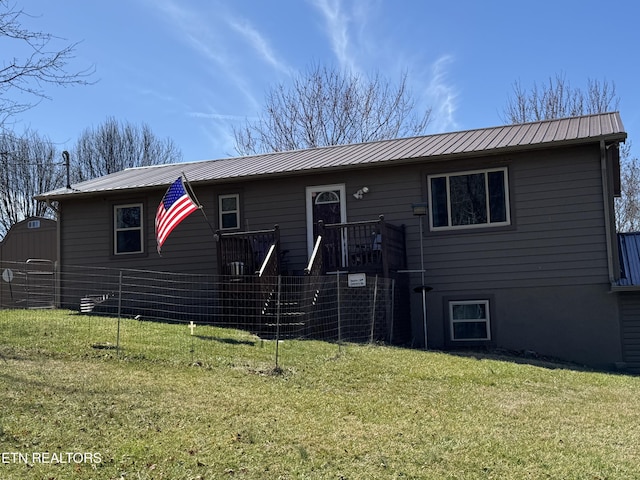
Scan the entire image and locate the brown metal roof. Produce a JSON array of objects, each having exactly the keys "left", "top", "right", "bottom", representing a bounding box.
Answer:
[{"left": 36, "top": 112, "right": 626, "bottom": 200}]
